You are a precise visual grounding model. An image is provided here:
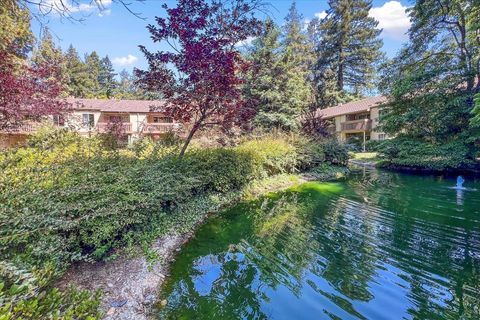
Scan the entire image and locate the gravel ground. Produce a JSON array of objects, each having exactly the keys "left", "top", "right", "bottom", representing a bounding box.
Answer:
[{"left": 57, "top": 231, "right": 192, "bottom": 320}]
